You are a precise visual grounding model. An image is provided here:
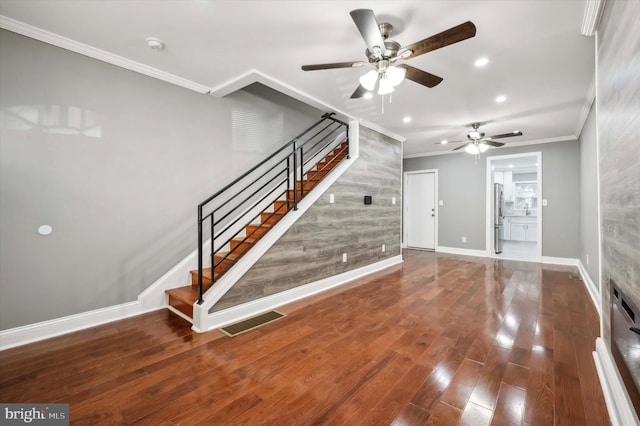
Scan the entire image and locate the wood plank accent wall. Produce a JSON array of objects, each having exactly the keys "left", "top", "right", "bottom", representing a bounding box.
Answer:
[
  {"left": 597, "top": 0, "right": 640, "bottom": 342},
  {"left": 210, "top": 126, "right": 402, "bottom": 312}
]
